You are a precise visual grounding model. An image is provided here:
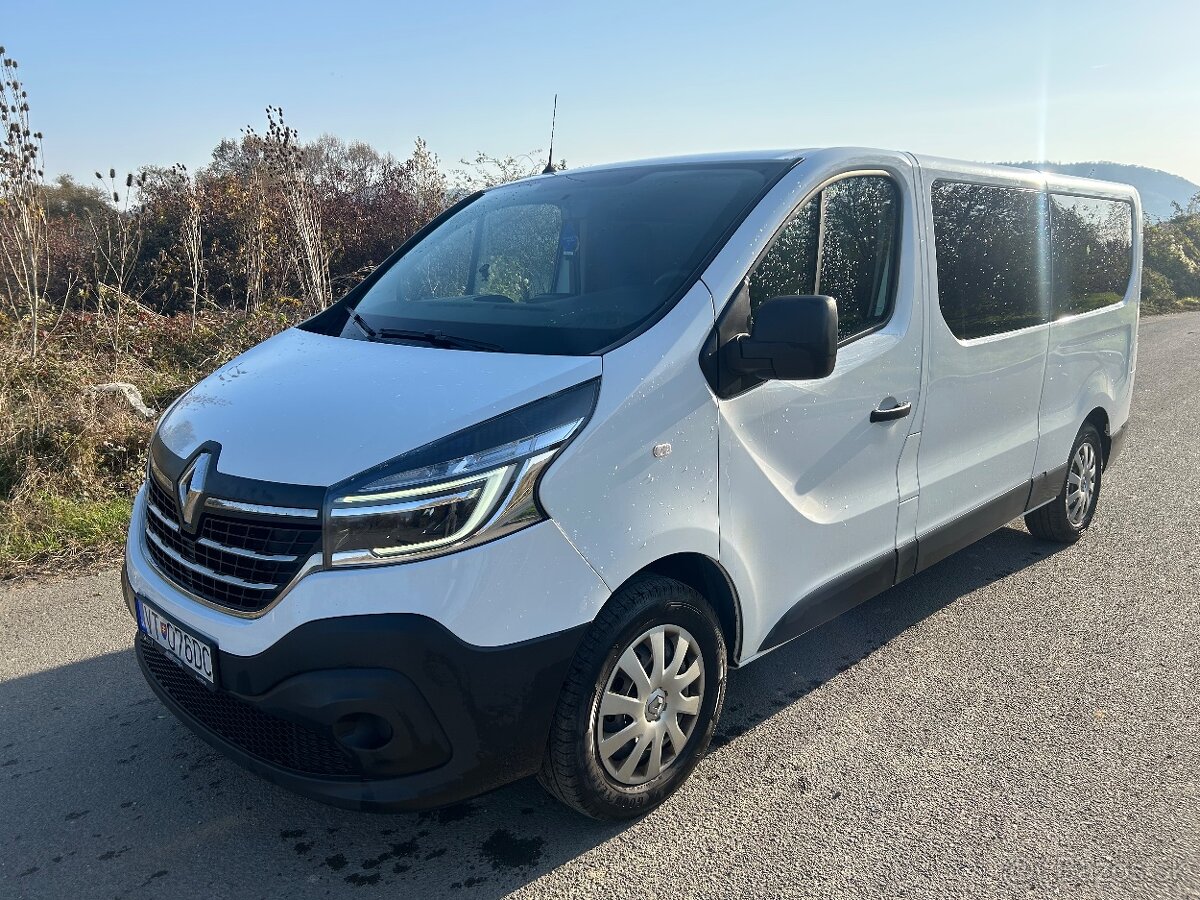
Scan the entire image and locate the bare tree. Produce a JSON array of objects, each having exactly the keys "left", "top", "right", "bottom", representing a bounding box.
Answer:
[
  {"left": 237, "top": 133, "right": 268, "bottom": 311},
  {"left": 252, "top": 106, "right": 330, "bottom": 308},
  {"left": 453, "top": 149, "right": 564, "bottom": 193},
  {"left": 0, "top": 47, "right": 50, "bottom": 357},
  {"left": 406, "top": 137, "right": 447, "bottom": 227},
  {"left": 171, "top": 164, "right": 205, "bottom": 330},
  {"left": 89, "top": 168, "right": 146, "bottom": 351}
]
